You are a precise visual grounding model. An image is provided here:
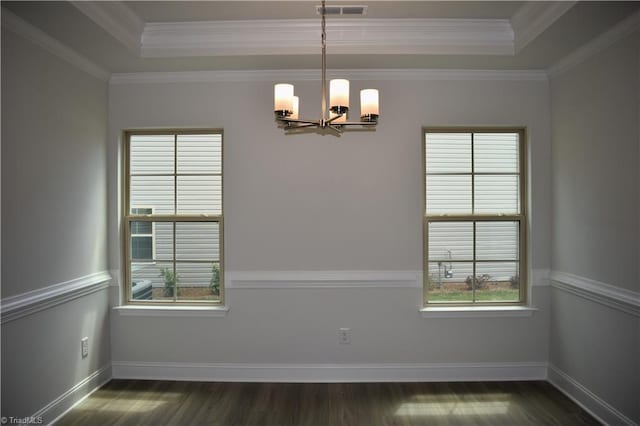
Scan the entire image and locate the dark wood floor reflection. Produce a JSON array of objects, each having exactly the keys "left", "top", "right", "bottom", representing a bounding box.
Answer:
[{"left": 56, "top": 380, "right": 599, "bottom": 426}]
